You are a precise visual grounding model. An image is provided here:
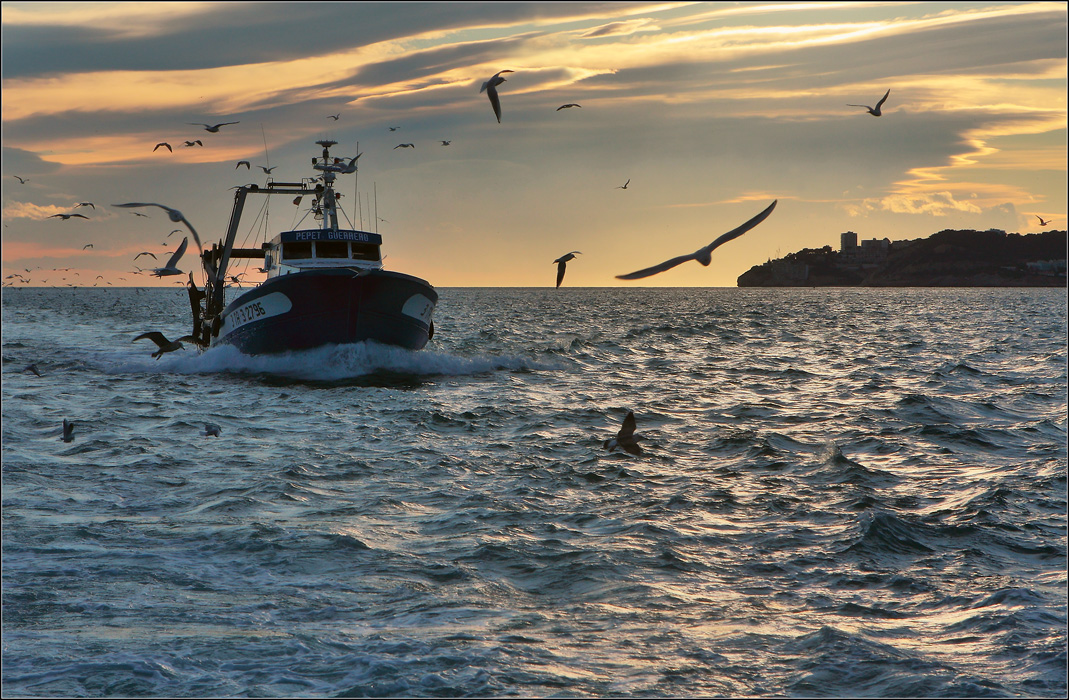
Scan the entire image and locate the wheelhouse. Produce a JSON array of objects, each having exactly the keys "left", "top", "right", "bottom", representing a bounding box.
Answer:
[{"left": 265, "top": 229, "right": 383, "bottom": 278}]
